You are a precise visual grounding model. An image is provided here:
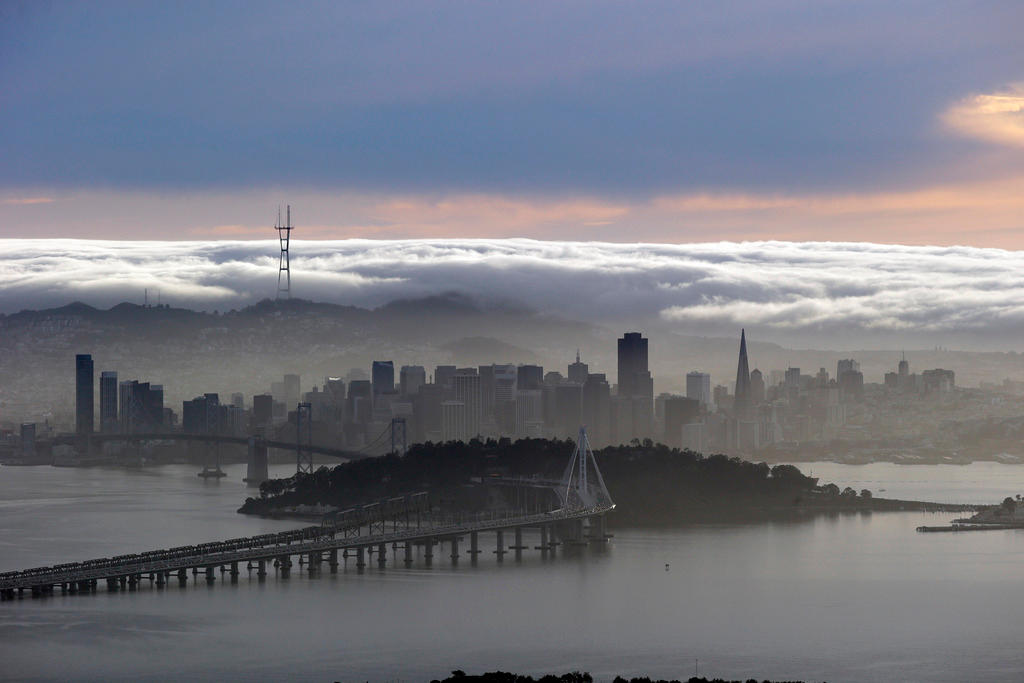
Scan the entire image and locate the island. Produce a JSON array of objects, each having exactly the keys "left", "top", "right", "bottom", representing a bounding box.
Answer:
[{"left": 241, "top": 438, "right": 973, "bottom": 525}]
